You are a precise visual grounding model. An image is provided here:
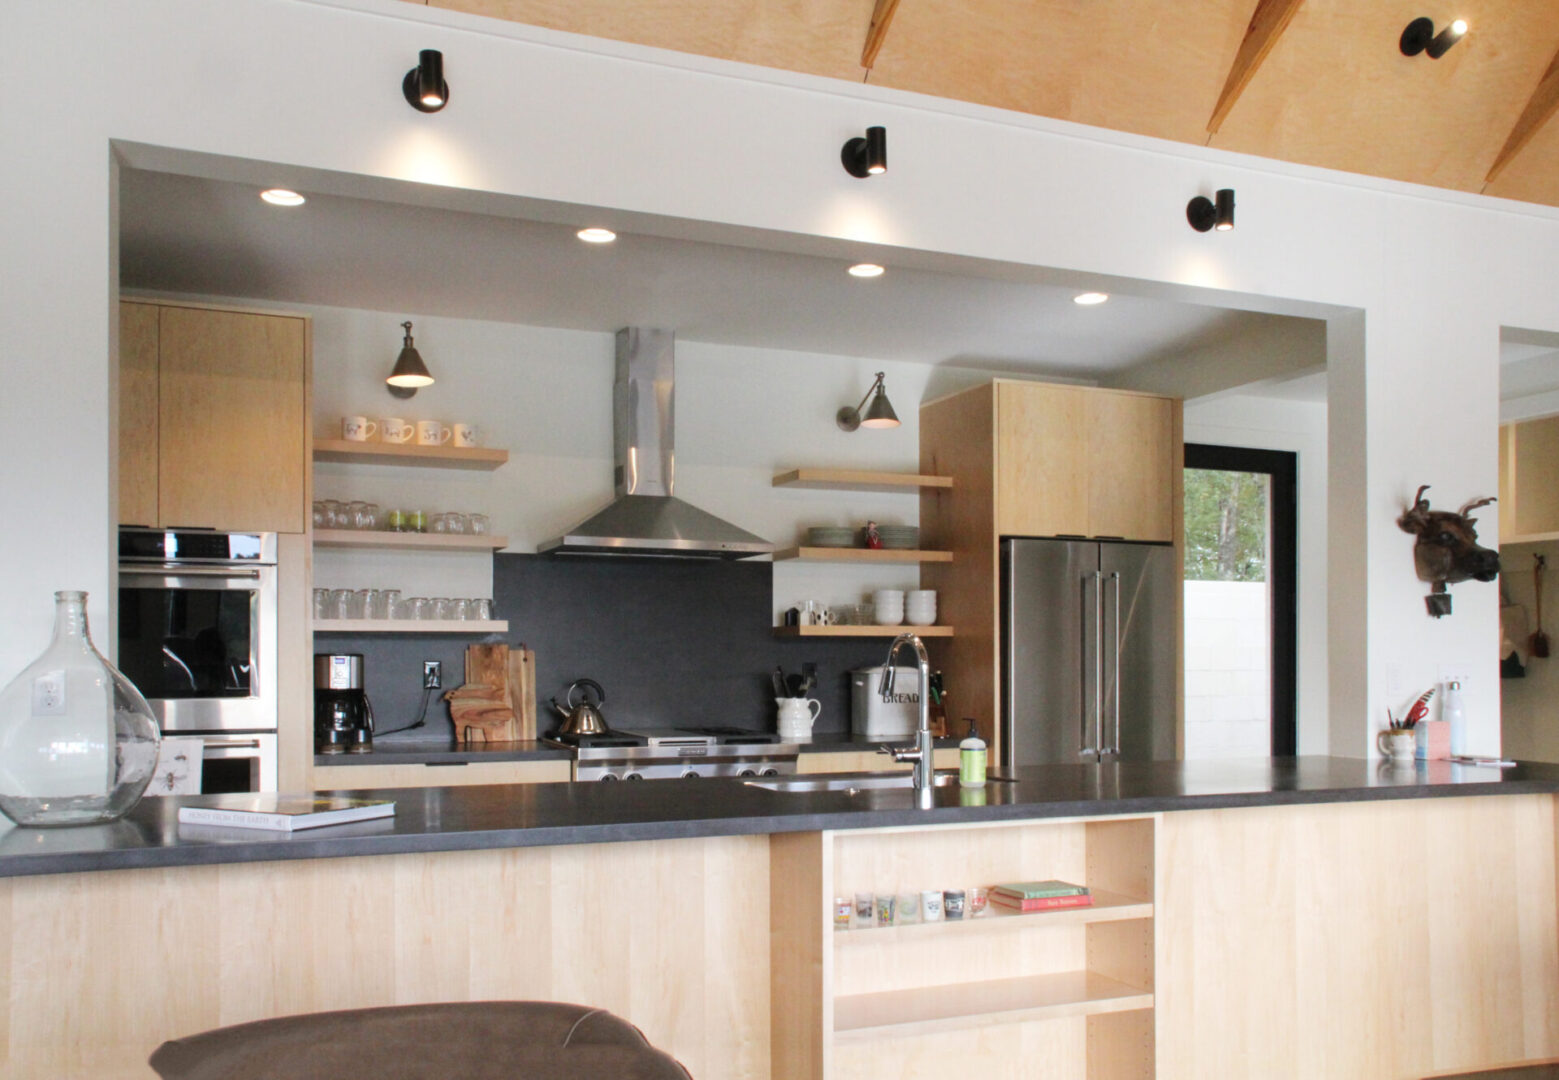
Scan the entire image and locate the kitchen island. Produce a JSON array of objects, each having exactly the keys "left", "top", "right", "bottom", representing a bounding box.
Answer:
[{"left": 3, "top": 759, "right": 1556, "bottom": 1078}]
